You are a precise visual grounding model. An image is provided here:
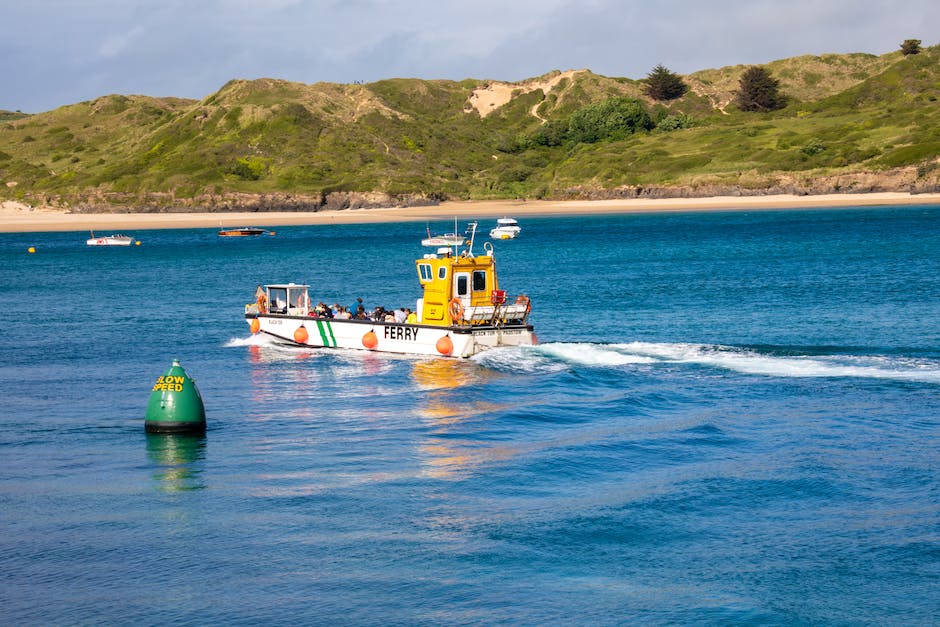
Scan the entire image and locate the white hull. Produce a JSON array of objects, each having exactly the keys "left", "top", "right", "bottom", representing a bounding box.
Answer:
[
  {"left": 248, "top": 314, "right": 535, "bottom": 358},
  {"left": 87, "top": 235, "right": 133, "bottom": 246}
]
